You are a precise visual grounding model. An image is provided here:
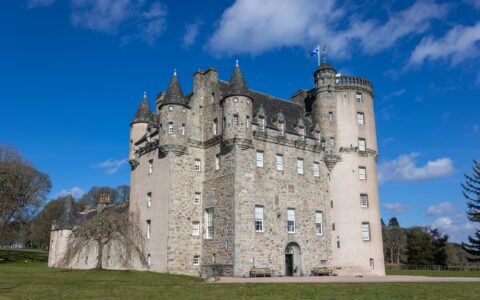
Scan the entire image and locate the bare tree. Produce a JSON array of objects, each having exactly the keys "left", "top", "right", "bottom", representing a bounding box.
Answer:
[
  {"left": 0, "top": 144, "right": 51, "bottom": 241},
  {"left": 383, "top": 217, "right": 407, "bottom": 264},
  {"left": 61, "top": 205, "right": 147, "bottom": 269}
]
